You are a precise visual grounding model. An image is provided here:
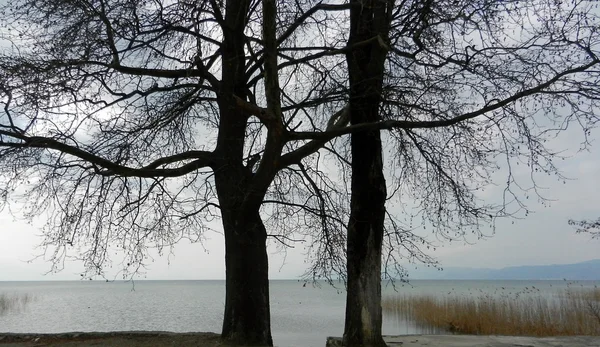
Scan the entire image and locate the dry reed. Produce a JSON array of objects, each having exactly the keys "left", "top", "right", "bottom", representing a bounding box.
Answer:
[
  {"left": 0, "top": 293, "right": 34, "bottom": 315},
  {"left": 382, "top": 288, "right": 600, "bottom": 336}
]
